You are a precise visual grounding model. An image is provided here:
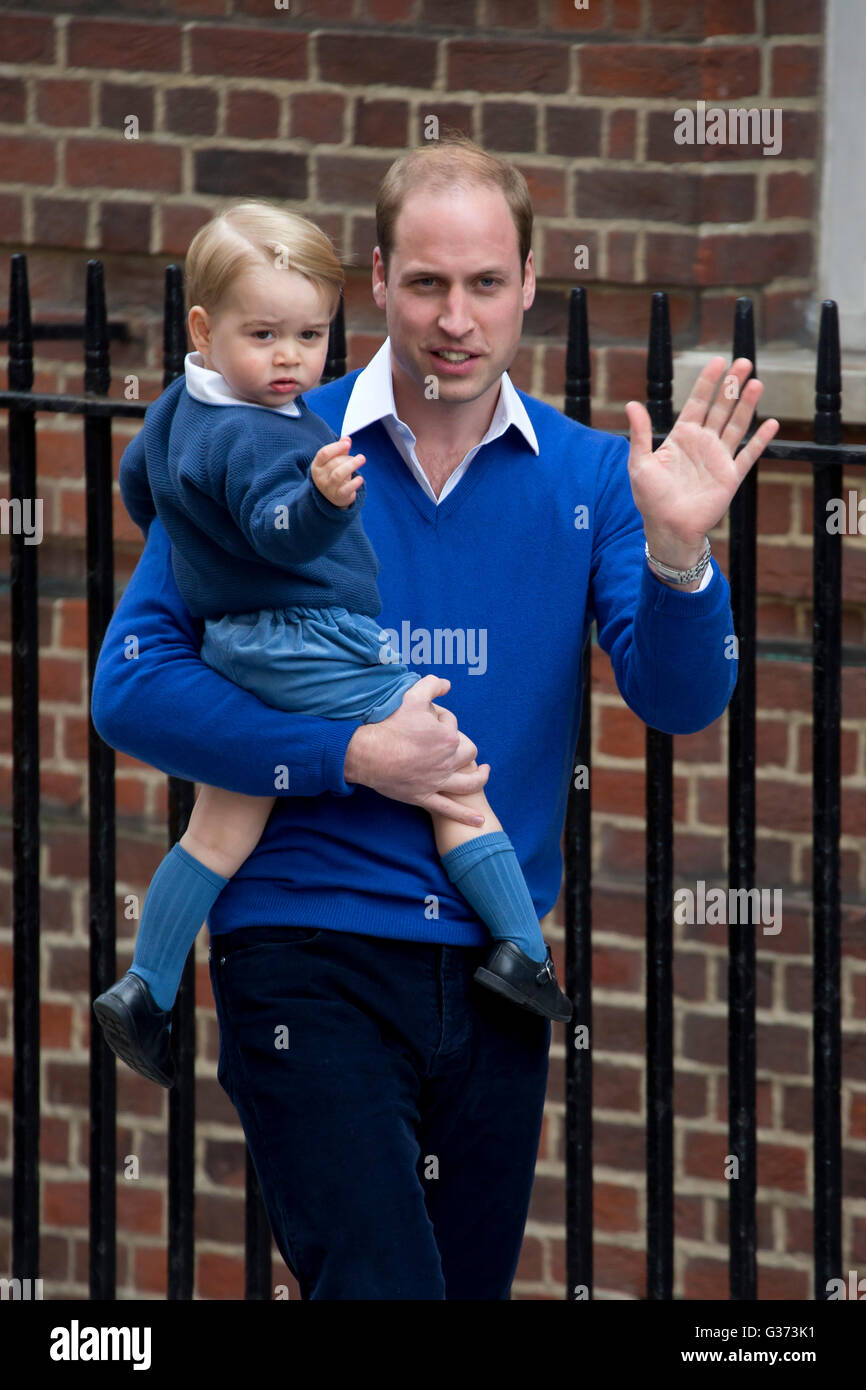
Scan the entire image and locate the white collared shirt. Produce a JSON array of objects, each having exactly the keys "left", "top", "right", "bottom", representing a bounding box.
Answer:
[
  {"left": 184, "top": 350, "right": 302, "bottom": 417},
  {"left": 340, "top": 338, "right": 539, "bottom": 506}
]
